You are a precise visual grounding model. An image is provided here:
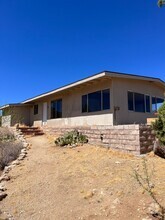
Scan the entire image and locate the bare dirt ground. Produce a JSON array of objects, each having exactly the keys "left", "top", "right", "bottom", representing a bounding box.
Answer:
[{"left": 0, "top": 134, "right": 165, "bottom": 220}]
